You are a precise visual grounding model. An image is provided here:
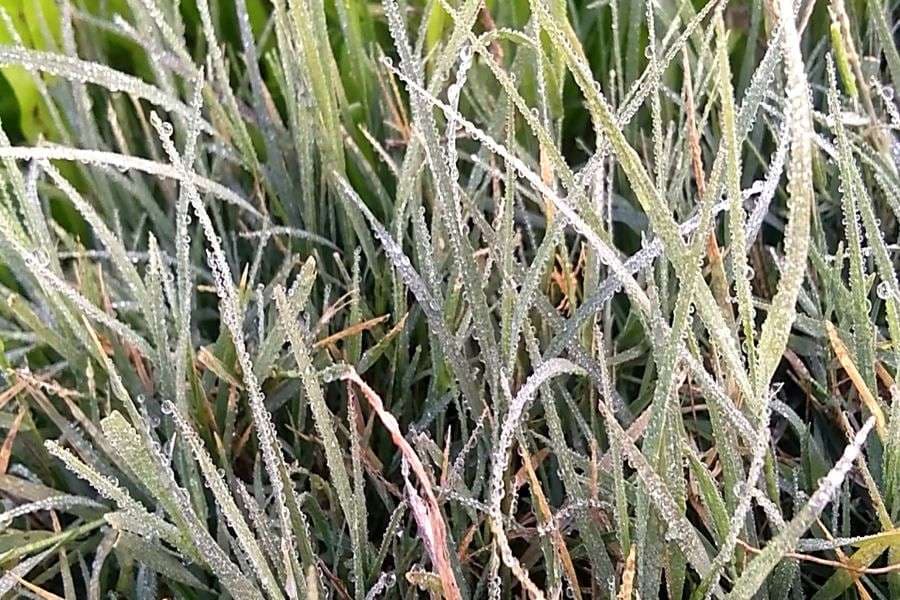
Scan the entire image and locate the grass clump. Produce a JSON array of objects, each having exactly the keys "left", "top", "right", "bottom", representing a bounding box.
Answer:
[{"left": 0, "top": 0, "right": 900, "bottom": 598}]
